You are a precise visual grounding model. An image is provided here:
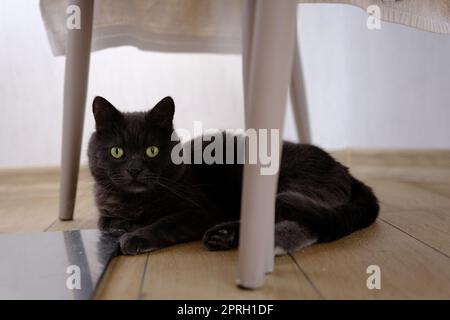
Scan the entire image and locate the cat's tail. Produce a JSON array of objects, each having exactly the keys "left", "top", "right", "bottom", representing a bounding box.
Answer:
[{"left": 276, "top": 177, "right": 379, "bottom": 246}]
